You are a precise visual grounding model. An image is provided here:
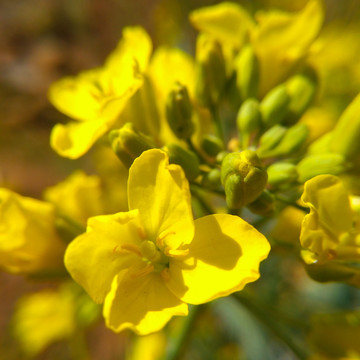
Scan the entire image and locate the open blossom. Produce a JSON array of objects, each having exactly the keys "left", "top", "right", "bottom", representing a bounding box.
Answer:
[
  {"left": 0, "top": 189, "right": 66, "bottom": 275},
  {"left": 64, "top": 149, "right": 270, "bottom": 335},
  {"left": 300, "top": 174, "right": 360, "bottom": 264}
]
